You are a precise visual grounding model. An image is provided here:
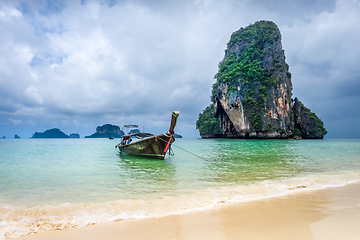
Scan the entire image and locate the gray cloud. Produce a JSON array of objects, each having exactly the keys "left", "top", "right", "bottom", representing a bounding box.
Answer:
[
  {"left": 336, "top": 73, "right": 360, "bottom": 98},
  {"left": 0, "top": 0, "right": 359, "bottom": 138}
]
